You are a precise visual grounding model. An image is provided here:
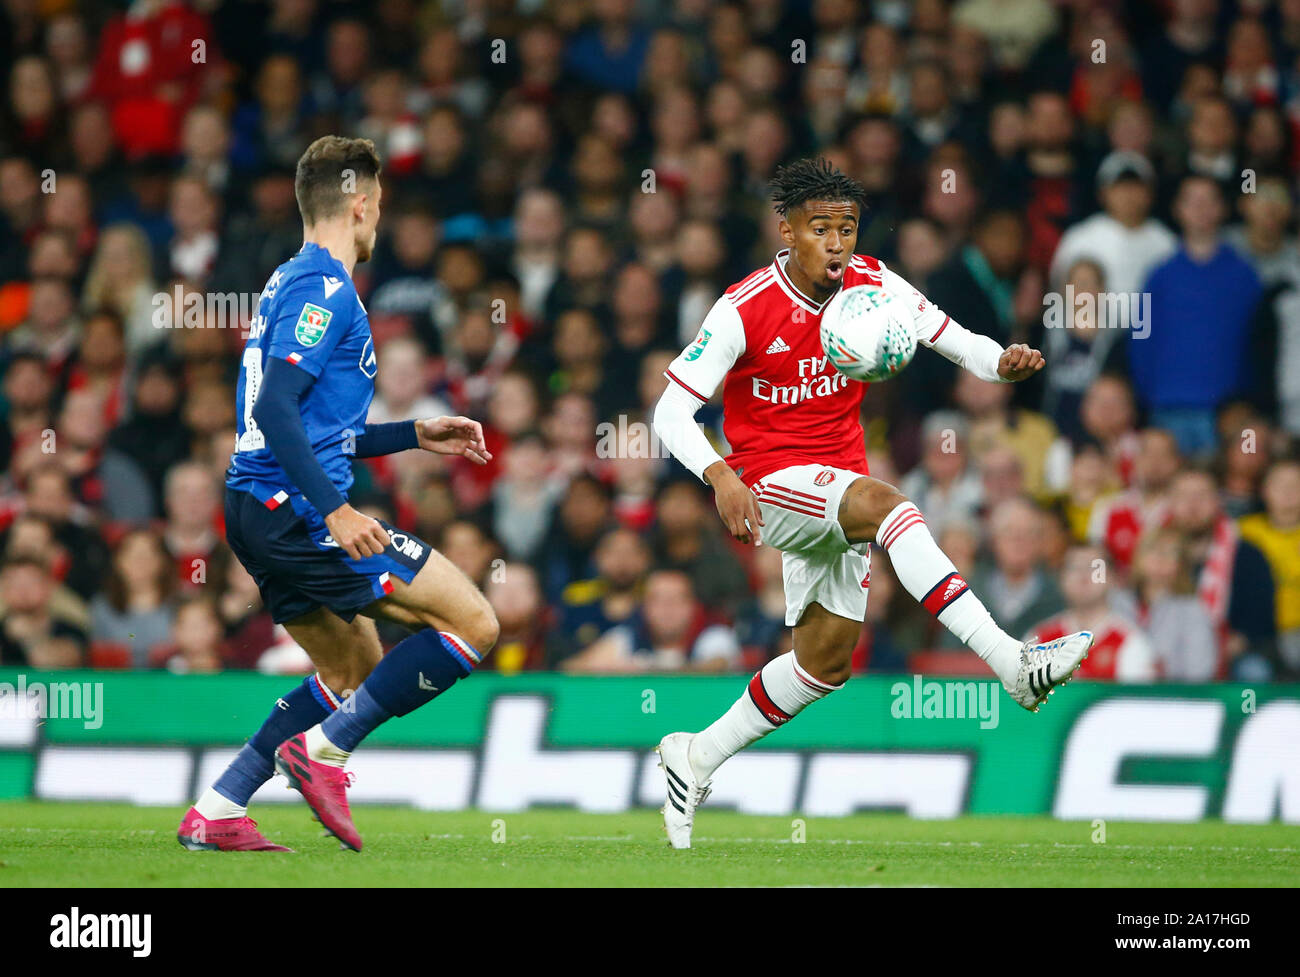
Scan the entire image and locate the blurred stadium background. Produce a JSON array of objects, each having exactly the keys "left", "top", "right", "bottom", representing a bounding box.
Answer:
[{"left": 0, "top": 0, "right": 1296, "bottom": 824}]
